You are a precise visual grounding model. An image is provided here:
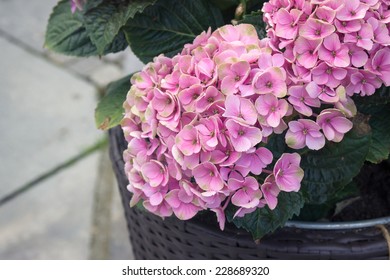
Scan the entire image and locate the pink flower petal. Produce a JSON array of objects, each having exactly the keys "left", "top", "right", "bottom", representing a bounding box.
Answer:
[
  {"left": 305, "top": 134, "right": 325, "bottom": 150},
  {"left": 173, "top": 204, "right": 200, "bottom": 220},
  {"left": 299, "top": 18, "right": 336, "bottom": 40},
  {"left": 149, "top": 192, "right": 164, "bottom": 206}
]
